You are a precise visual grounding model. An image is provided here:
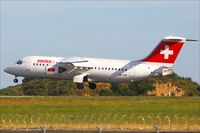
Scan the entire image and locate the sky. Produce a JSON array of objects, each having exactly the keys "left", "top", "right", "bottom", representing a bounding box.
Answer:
[{"left": 0, "top": 1, "right": 199, "bottom": 88}]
